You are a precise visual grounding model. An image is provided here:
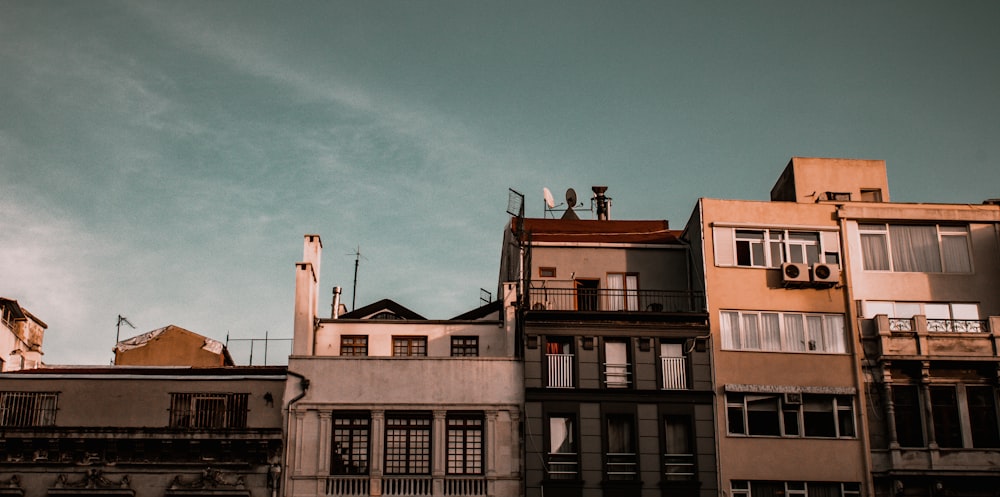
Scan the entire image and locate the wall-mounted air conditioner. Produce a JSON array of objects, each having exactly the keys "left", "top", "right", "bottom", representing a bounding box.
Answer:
[
  {"left": 811, "top": 263, "right": 840, "bottom": 285},
  {"left": 781, "top": 262, "right": 810, "bottom": 285}
]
